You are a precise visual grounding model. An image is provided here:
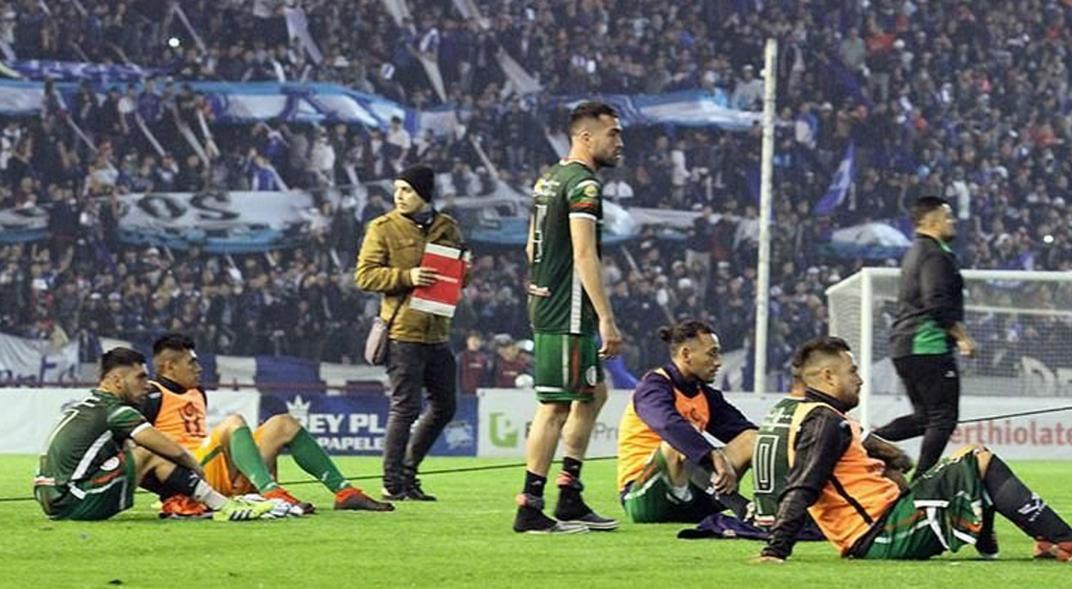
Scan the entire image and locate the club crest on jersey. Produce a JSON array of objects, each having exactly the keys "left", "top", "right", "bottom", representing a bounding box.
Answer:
[
  {"left": 585, "top": 366, "right": 598, "bottom": 386},
  {"left": 583, "top": 184, "right": 599, "bottom": 198}
]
